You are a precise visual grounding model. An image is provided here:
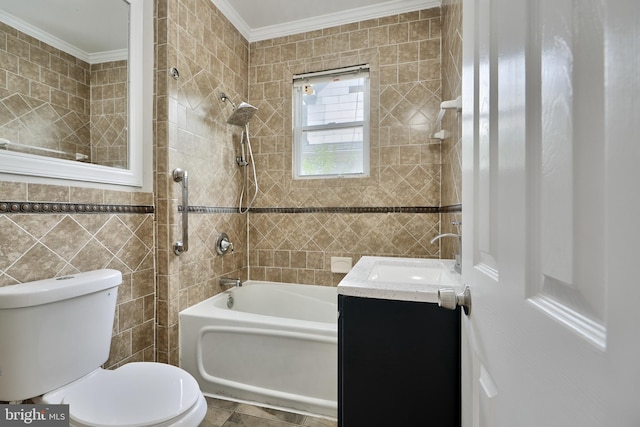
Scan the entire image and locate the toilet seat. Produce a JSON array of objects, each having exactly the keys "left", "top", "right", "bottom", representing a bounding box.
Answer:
[{"left": 40, "top": 363, "right": 206, "bottom": 427}]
